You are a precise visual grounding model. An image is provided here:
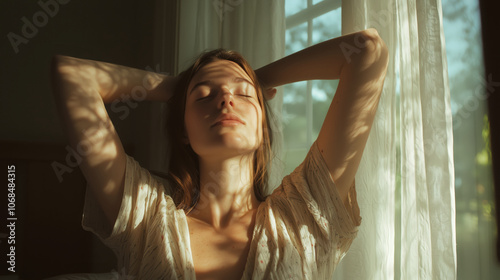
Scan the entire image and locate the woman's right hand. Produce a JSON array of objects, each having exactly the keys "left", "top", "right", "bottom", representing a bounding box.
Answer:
[
  {"left": 140, "top": 70, "right": 179, "bottom": 102},
  {"left": 263, "top": 87, "right": 277, "bottom": 101},
  {"left": 154, "top": 74, "right": 180, "bottom": 102}
]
